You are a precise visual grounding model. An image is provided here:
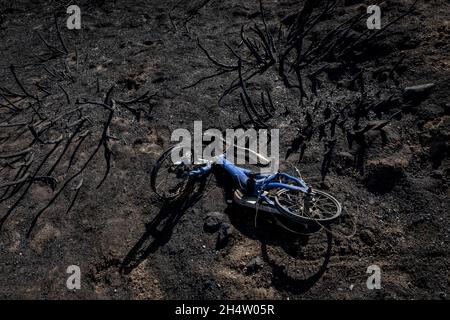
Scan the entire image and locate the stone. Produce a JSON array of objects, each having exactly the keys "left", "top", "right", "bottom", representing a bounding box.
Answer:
[
  {"left": 422, "top": 116, "right": 450, "bottom": 167},
  {"left": 336, "top": 151, "right": 354, "bottom": 168},
  {"left": 360, "top": 229, "right": 376, "bottom": 246},
  {"left": 246, "top": 256, "right": 264, "bottom": 274},
  {"left": 203, "top": 212, "right": 225, "bottom": 232},
  {"left": 444, "top": 103, "right": 450, "bottom": 115},
  {"left": 417, "top": 103, "right": 444, "bottom": 121},
  {"left": 216, "top": 223, "right": 234, "bottom": 249},
  {"left": 423, "top": 116, "right": 450, "bottom": 140},
  {"left": 365, "top": 158, "right": 407, "bottom": 194},
  {"left": 324, "top": 62, "right": 344, "bottom": 81},
  {"left": 403, "top": 83, "right": 435, "bottom": 100},
  {"left": 431, "top": 170, "right": 444, "bottom": 179}
]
